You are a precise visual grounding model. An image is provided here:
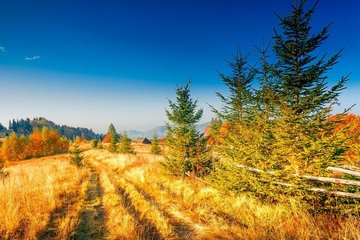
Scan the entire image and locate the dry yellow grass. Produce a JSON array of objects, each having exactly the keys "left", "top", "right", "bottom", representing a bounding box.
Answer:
[
  {"left": 0, "top": 154, "right": 91, "bottom": 239},
  {"left": 84, "top": 145, "right": 360, "bottom": 240},
  {"left": 1, "top": 143, "right": 360, "bottom": 239}
]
